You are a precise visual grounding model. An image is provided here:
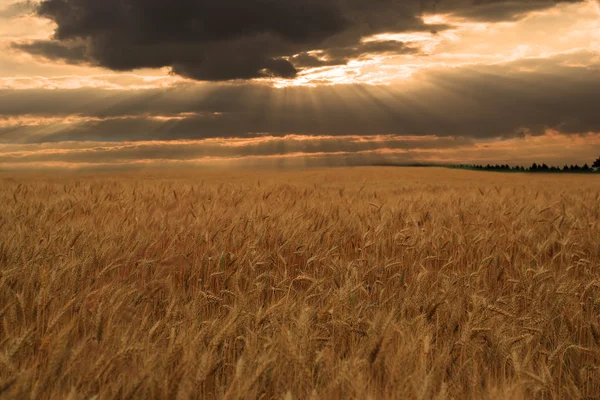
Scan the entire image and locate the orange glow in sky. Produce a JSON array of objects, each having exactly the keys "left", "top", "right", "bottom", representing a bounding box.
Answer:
[{"left": 1, "top": 0, "right": 599, "bottom": 169}]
